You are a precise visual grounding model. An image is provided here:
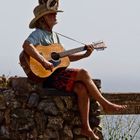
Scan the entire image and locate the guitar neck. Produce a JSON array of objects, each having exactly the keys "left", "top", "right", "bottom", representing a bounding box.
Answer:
[
  {"left": 59, "top": 46, "right": 86, "bottom": 58},
  {"left": 57, "top": 41, "right": 106, "bottom": 58}
]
